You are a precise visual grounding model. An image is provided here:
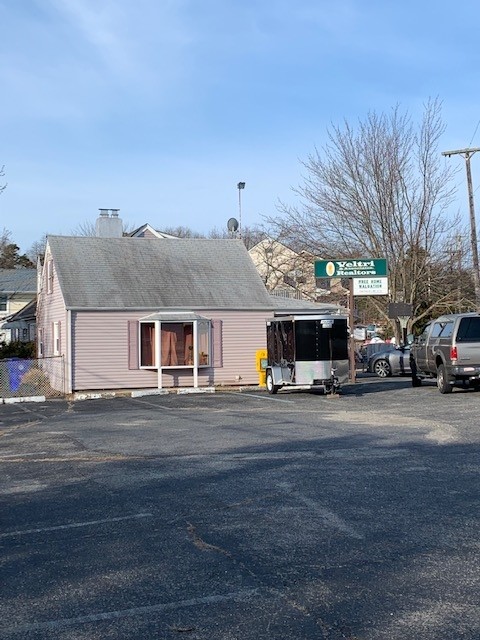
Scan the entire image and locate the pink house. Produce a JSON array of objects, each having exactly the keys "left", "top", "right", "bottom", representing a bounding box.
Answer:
[{"left": 35, "top": 215, "right": 327, "bottom": 394}]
